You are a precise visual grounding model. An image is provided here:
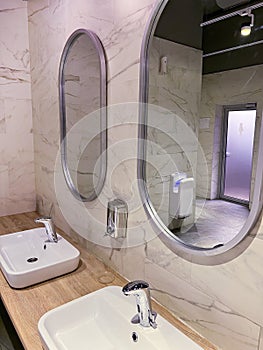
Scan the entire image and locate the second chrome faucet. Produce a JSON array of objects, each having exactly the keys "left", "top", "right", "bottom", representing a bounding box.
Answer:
[{"left": 122, "top": 280, "right": 157, "bottom": 329}]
